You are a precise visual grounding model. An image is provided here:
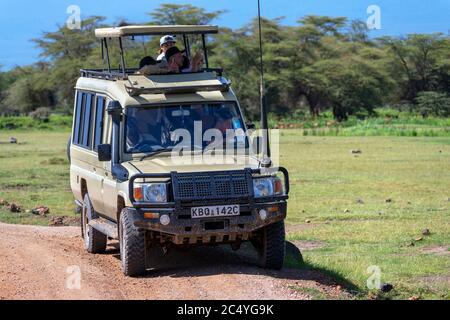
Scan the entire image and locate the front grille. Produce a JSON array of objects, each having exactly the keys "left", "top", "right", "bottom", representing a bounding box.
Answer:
[{"left": 173, "top": 170, "right": 252, "bottom": 202}]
